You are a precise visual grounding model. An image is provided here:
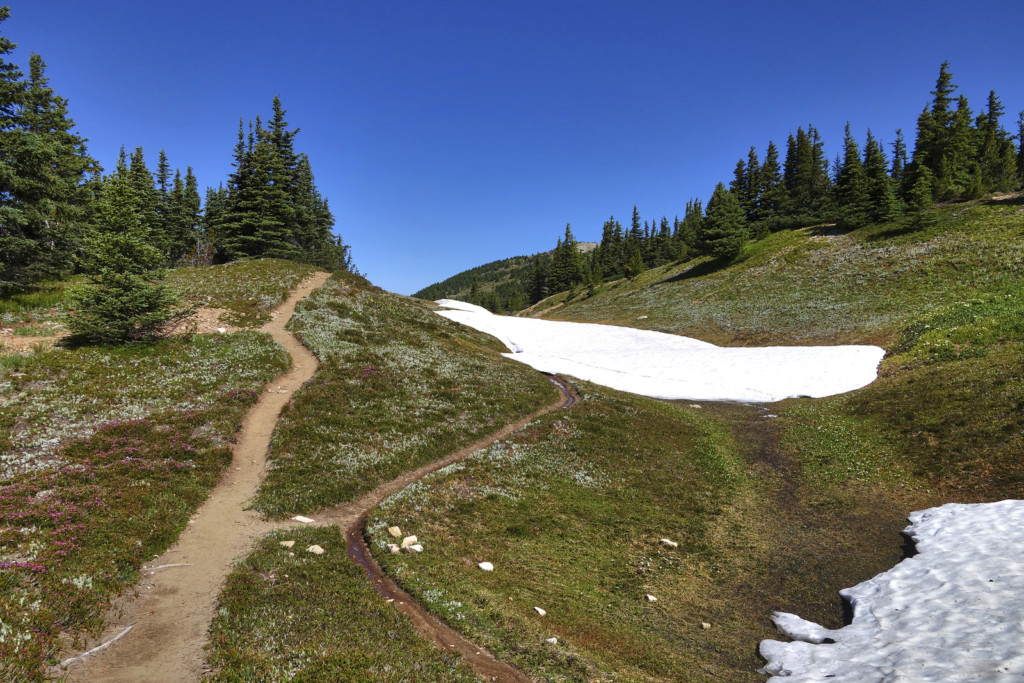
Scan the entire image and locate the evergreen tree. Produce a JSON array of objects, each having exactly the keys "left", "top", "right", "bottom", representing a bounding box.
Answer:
[
  {"left": 835, "top": 123, "right": 870, "bottom": 227},
  {"left": 890, "top": 128, "right": 908, "bottom": 189},
  {"left": 699, "top": 183, "right": 747, "bottom": 258},
  {"left": 863, "top": 129, "right": 896, "bottom": 223},
  {"left": 975, "top": 91, "right": 1017, "bottom": 193},
  {"left": 0, "top": 28, "right": 96, "bottom": 291},
  {"left": 547, "top": 224, "right": 583, "bottom": 292},
  {"left": 528, "top": 255, "right": 547, "bottom": 304},
  {"left": 67, "top": 162, "right": 180, "bottom": 343},
  {"left": 758, "top": 140, "right": 788, "bottom": 225},
  {"left": 1018, "top": 111, "right": 1024, "bottom": 187}
]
